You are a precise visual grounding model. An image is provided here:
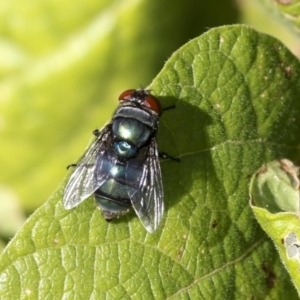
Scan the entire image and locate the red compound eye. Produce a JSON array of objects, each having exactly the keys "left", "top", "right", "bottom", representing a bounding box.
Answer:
[
  {"left": 118, "top": 89, "right": 135, "bottom": 101},
  {"left": 118, "top": 89, "right": 161, "bottom": 114},
  {"left": 142, "top": 94, "right": 161, "bottom": 114}
]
